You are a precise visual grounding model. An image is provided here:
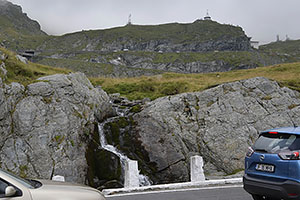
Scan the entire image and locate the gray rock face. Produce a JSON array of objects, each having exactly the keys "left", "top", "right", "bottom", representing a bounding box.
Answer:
[
  {"left": 0, "top": 73, "right": 112, "bottom": 183},
  {"left": 132, "top": 77, "right": 300, "bottom": 183},
  {"left": 99, "top": 36, "right": 251, "bottom": 53},
  {"left": 119, "top": 53, "right": 257, "bottom": 74},
  {"left": 15, "top": 55, "right": 28, "bottom": 64},
  {"left": 0, "top": 62, "right": 7, "bottom": 78},
  {"left": 0, "top": 51, "right": 7, "bottom": 78}
]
